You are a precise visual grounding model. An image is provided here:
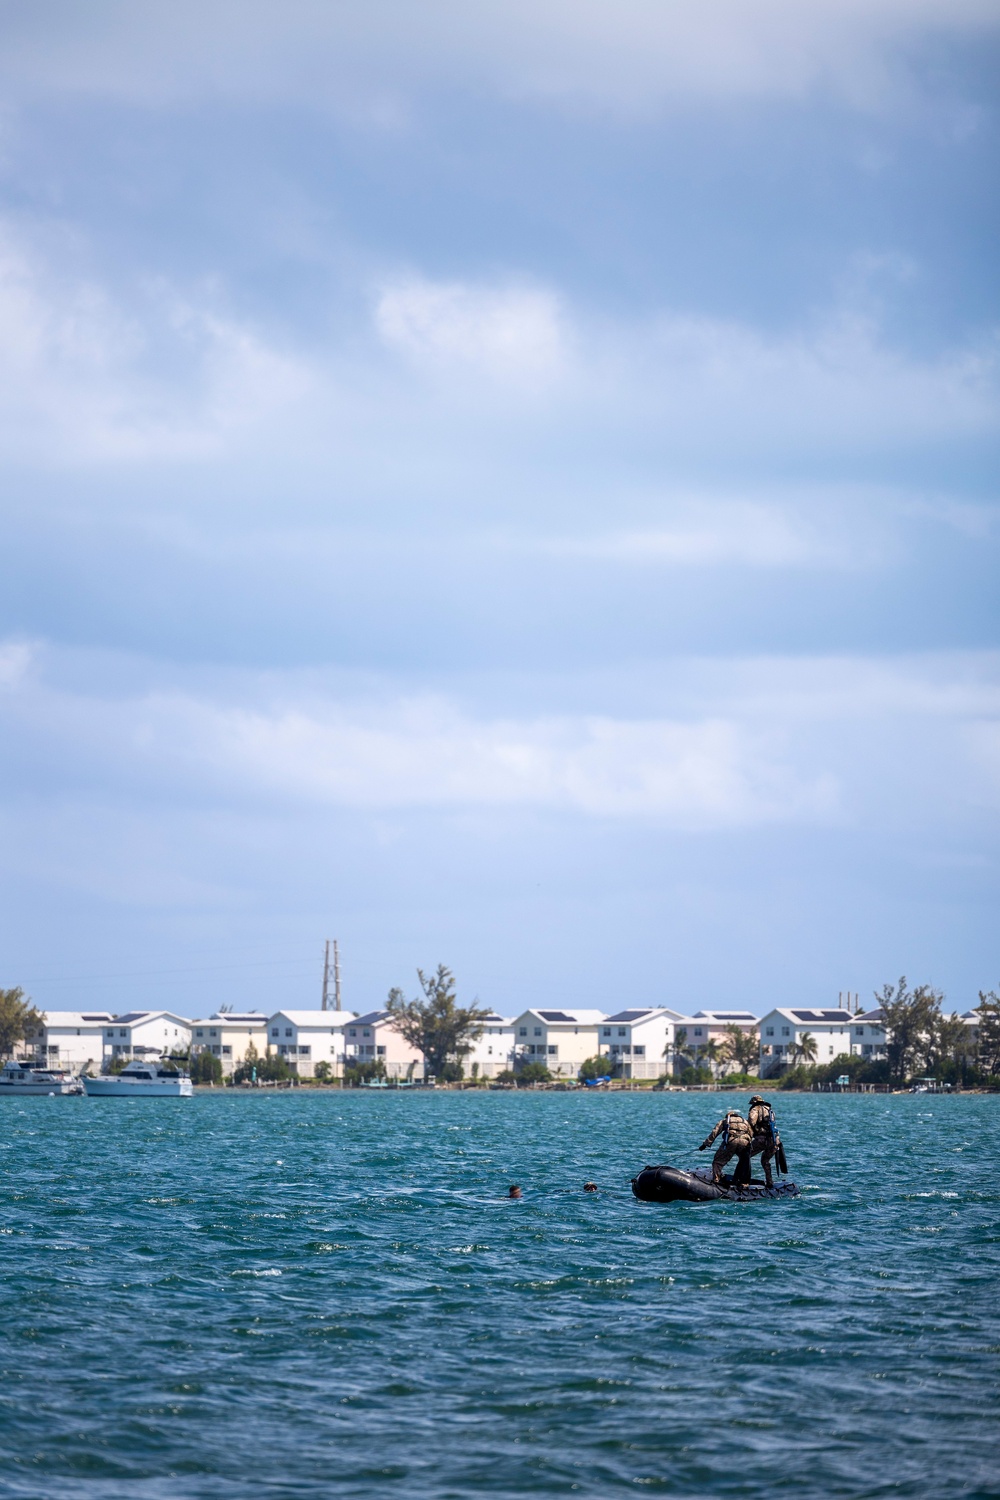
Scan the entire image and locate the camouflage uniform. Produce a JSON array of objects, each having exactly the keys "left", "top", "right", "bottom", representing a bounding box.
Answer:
[
  {"left": 700, "top": 1110, "right": 753, "bottom": 1183},
  {"left": 747, "top": 1096, "right": 779, "bottom": 1188}
]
